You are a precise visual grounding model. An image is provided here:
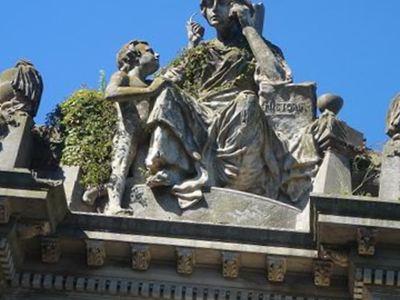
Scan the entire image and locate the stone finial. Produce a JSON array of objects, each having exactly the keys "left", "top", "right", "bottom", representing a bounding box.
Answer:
[
  {"left": 41, "top": 237, "right": 61, "bottom": 264},
  {"left": 86, "top": 240, "right": 106, "bottom": 267},
  {"left": 357, "top": 227, "right": 377, "bottom": 256},
  {"left": 131, "top": 244, "right": 151, "bottom": 271},
  {"left": 317, "top": 93, "right": 344, "bottom": 115},
  {"left": 222, "top": 252, "right": 241, "bottom": 279},
  {"left": 266, "top": 256, "right": 287, "bottom": 282},
  {"left": 314, "top": 260, "right": 333, "bottom": 287},
  {"left": 176, "top": 247, "right": 195, "bottom": 275},
  {"left": 0, "top": 199, "right": 10, "bottom": 224}
]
